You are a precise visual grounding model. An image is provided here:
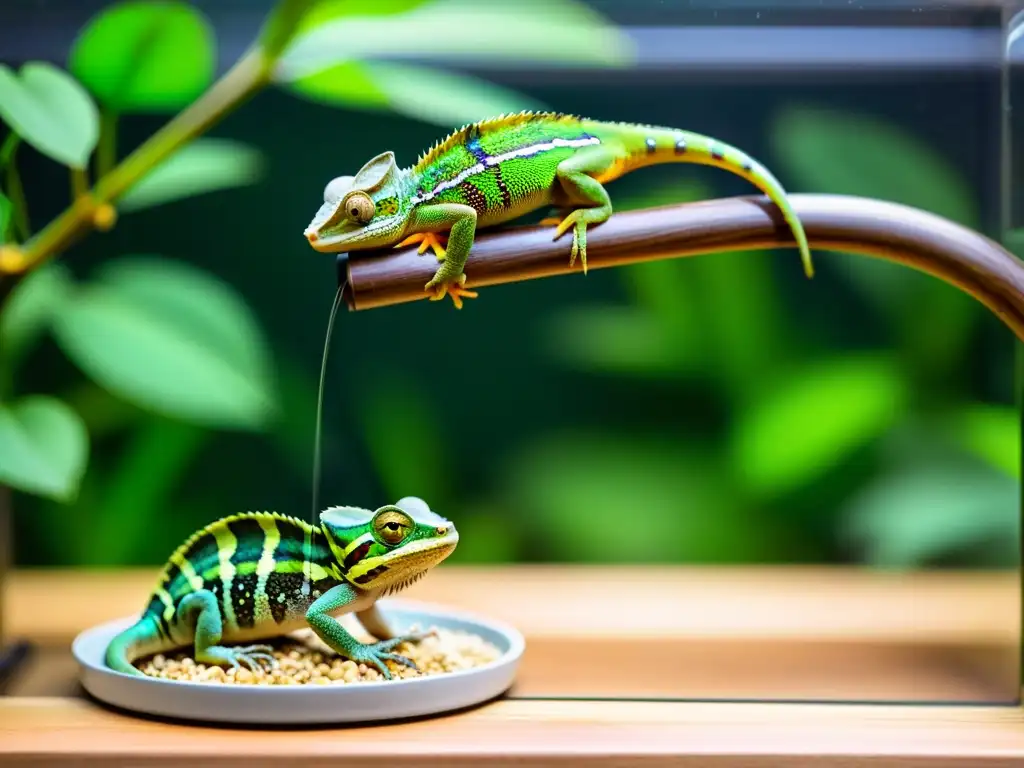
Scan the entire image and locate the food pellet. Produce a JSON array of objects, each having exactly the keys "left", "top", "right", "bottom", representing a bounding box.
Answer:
[{"left": 135, "top": 626, "right": 502, "bottom": 686}]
